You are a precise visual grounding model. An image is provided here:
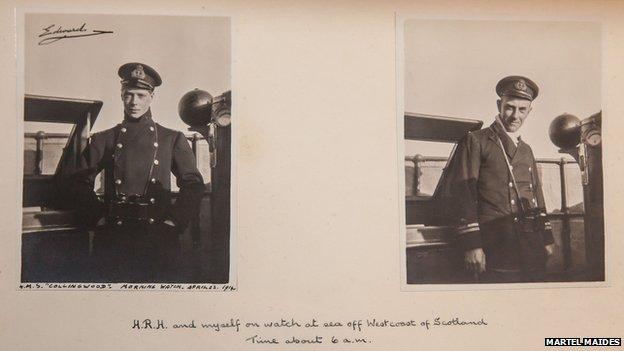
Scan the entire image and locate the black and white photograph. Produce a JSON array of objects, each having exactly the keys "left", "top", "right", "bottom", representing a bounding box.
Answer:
[
  {"left": 19, "top": 12, "right": 234, "bottom": 287},
  {"left": 398, "top": 18, "right": 604, "bottom": 285},
  {"left": 3, "top": 2, "right": 623, "bottom": 350}
]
